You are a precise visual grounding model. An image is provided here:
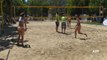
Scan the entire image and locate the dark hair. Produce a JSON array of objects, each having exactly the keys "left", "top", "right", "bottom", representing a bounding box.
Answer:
[
  {"left": 20, "top": 11, "right": 25, "bottom": 16},
  {"left": 20, "top": 14, "right": 25, "bottom": 18}
]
